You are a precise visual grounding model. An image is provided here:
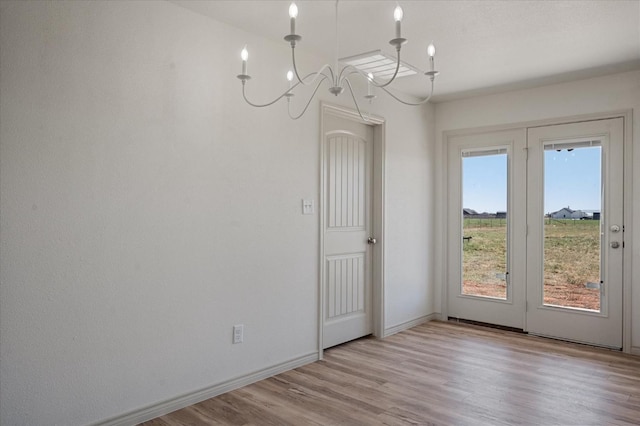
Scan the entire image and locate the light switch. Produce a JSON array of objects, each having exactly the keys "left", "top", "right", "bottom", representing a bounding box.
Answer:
[{"left": 302, "top": 199, "right": 314, "bottom": 215}]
